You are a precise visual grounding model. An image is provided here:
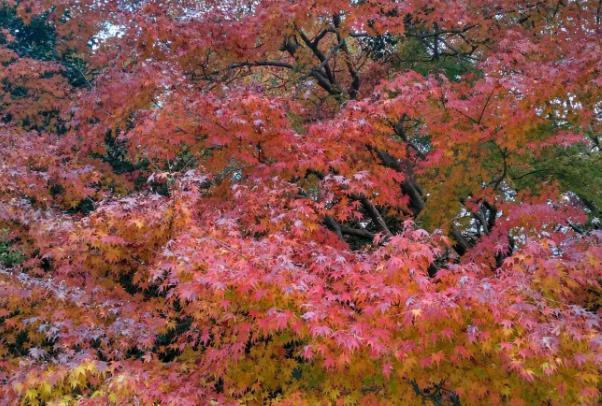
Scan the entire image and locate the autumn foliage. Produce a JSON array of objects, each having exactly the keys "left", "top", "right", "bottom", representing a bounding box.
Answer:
[{"left": 1, "top": 0, "right": 602, "bottom": 404}]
